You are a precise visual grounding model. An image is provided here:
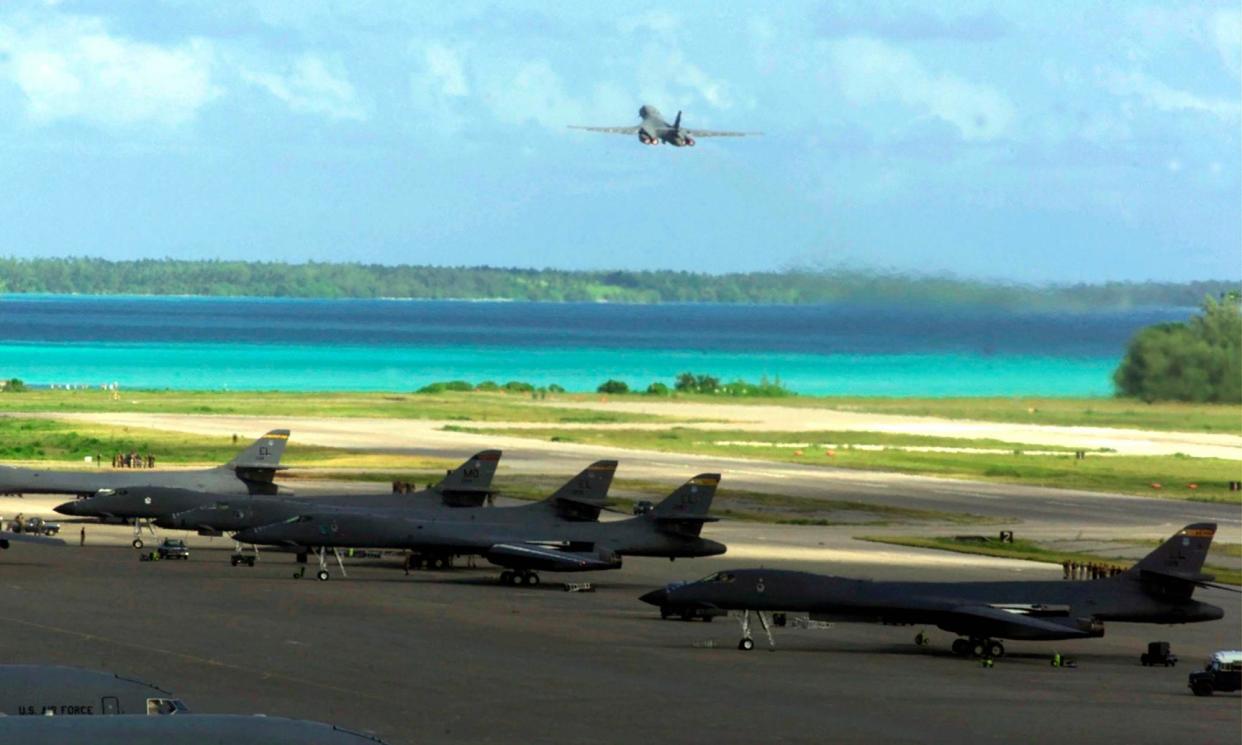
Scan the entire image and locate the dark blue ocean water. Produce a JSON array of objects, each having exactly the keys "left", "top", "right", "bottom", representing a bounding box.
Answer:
[{"left": 0, "top": 295, "right": 1191, "bottom": 395}]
